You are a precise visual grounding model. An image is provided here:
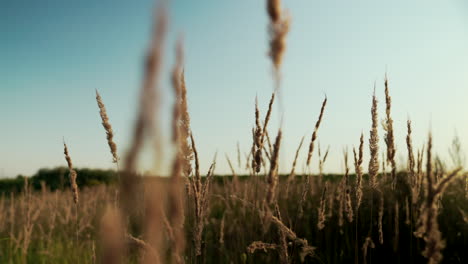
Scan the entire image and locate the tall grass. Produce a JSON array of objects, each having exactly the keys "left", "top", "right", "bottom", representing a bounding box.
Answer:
[{"left": 1, "top": 1, "right": 467, "bottom": 264}]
